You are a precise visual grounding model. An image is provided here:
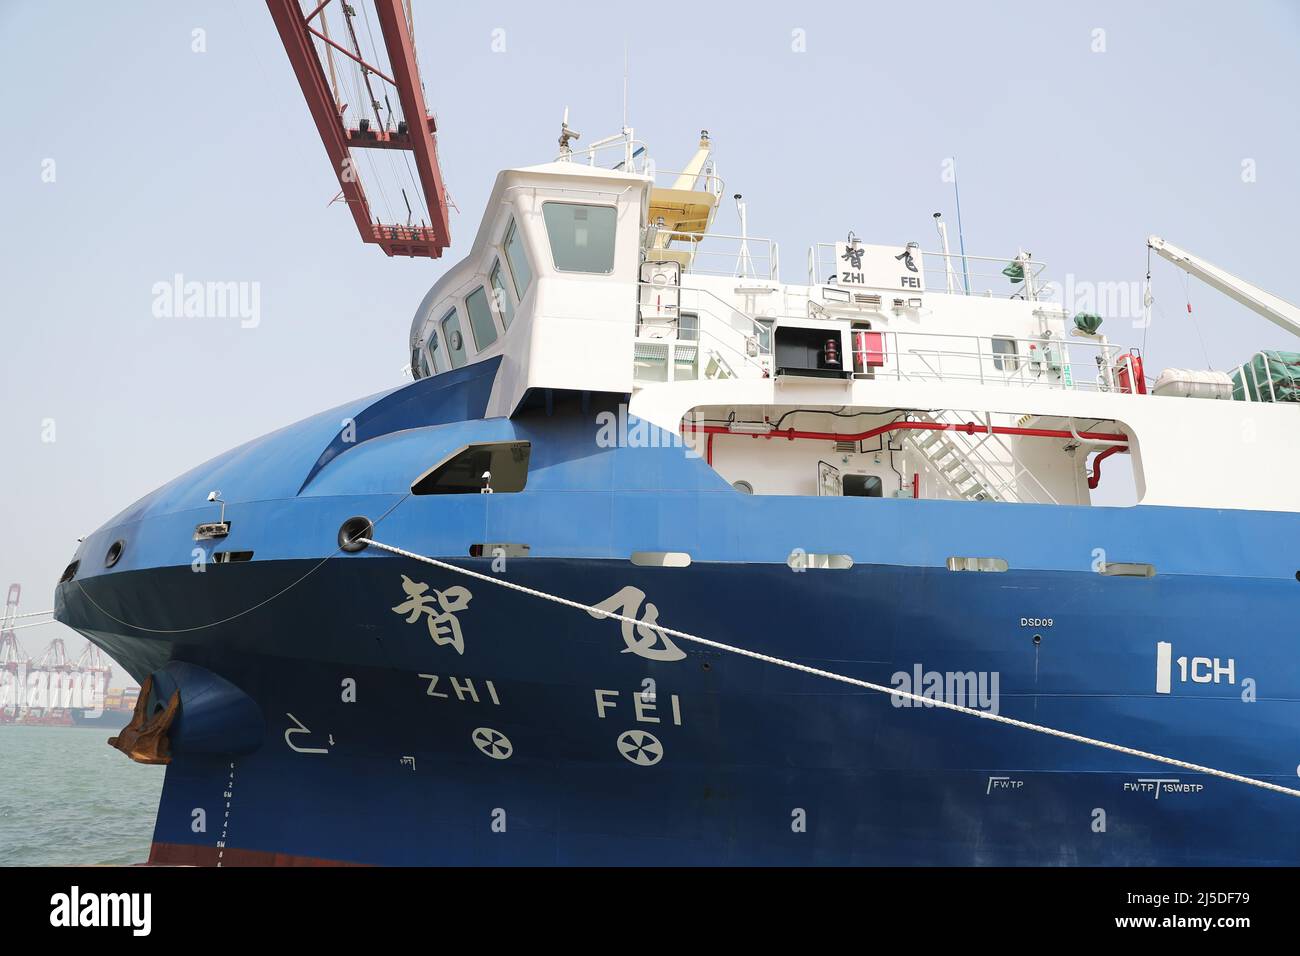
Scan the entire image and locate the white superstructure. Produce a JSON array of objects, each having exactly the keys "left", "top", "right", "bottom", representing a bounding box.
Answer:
[{"left": 410, "top": 129, "right": 1300, "bottom": 513}]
